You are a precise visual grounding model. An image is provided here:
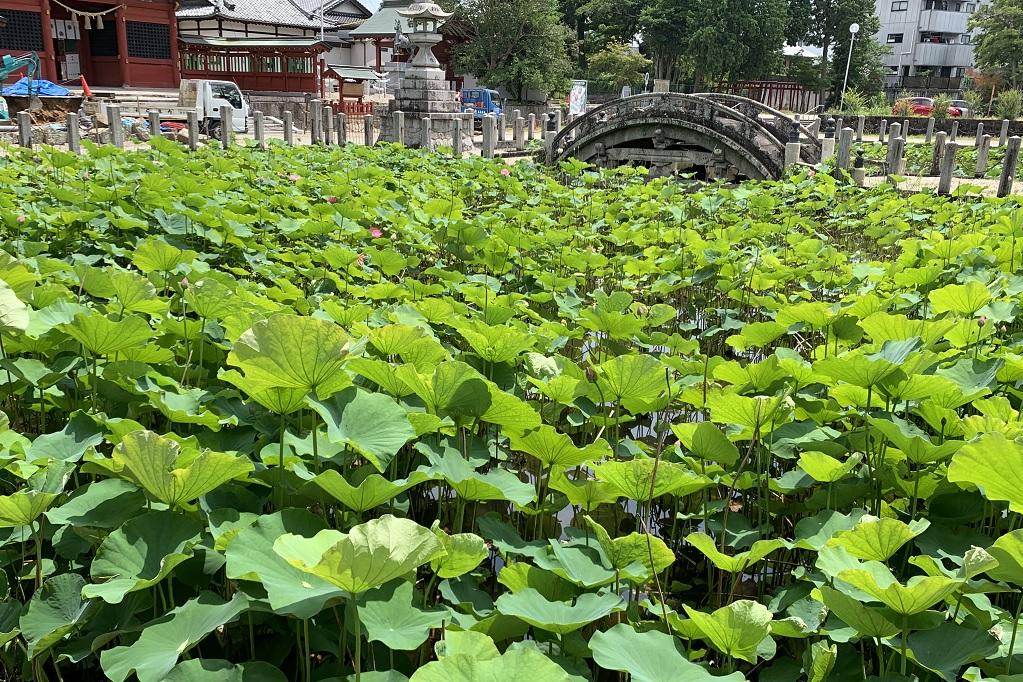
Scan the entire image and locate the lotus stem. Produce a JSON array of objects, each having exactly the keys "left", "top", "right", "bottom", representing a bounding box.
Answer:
[{"left": 1007, "top": 594, "right": 1023, "bottom": 675}]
